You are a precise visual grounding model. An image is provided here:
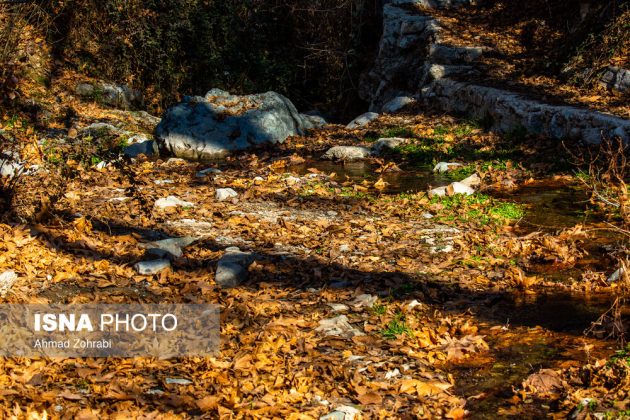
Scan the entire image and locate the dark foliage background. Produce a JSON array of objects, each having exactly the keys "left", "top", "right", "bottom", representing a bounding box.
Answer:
[{"left": 40, "top": 0, "right": 383, "bottom": 118}]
